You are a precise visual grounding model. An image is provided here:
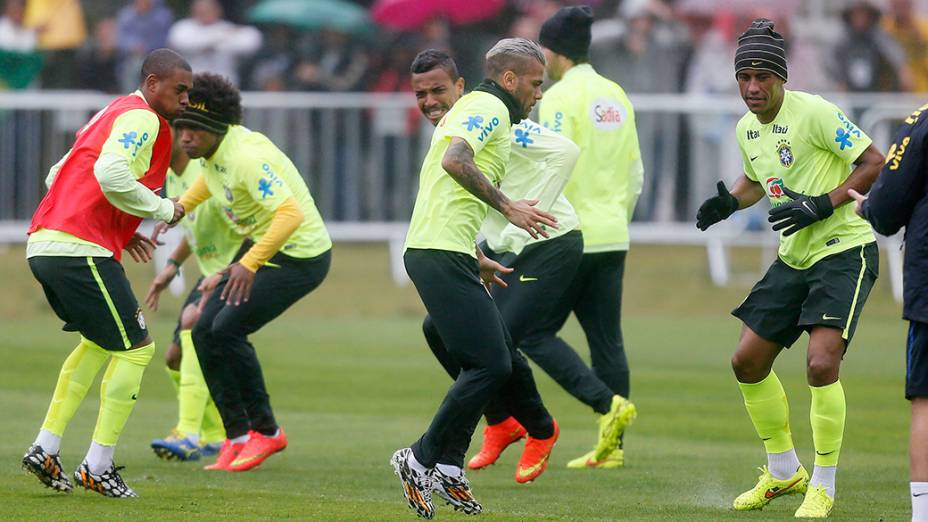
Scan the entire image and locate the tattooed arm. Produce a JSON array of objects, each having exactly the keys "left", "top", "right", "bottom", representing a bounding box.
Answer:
[{"left": 441, "top": 137, "right": 557, "bottom": 239}]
